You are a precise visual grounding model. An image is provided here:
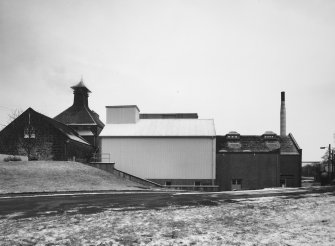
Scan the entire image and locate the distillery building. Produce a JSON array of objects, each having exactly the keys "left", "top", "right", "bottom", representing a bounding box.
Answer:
[
  {"left": 0, "top": 107, "right": 92, "bottom": 161},
  {"left": 216, "top": 92, "right": 302, "bottom": 191},
  {"left": 54, "top": 80, "right": 105, "bottom": 150},
  {"left": 100, "top": 105, "right": 217, "bottom": 188}
]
